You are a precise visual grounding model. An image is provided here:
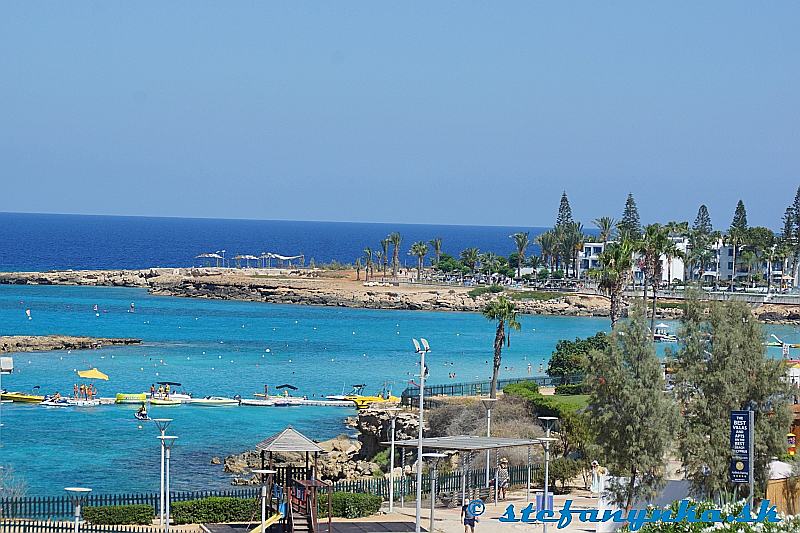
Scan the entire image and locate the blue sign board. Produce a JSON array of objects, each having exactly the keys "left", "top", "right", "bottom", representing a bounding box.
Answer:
[{"left": 730, "top": 410, "right": 753, "bottom": 484}]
